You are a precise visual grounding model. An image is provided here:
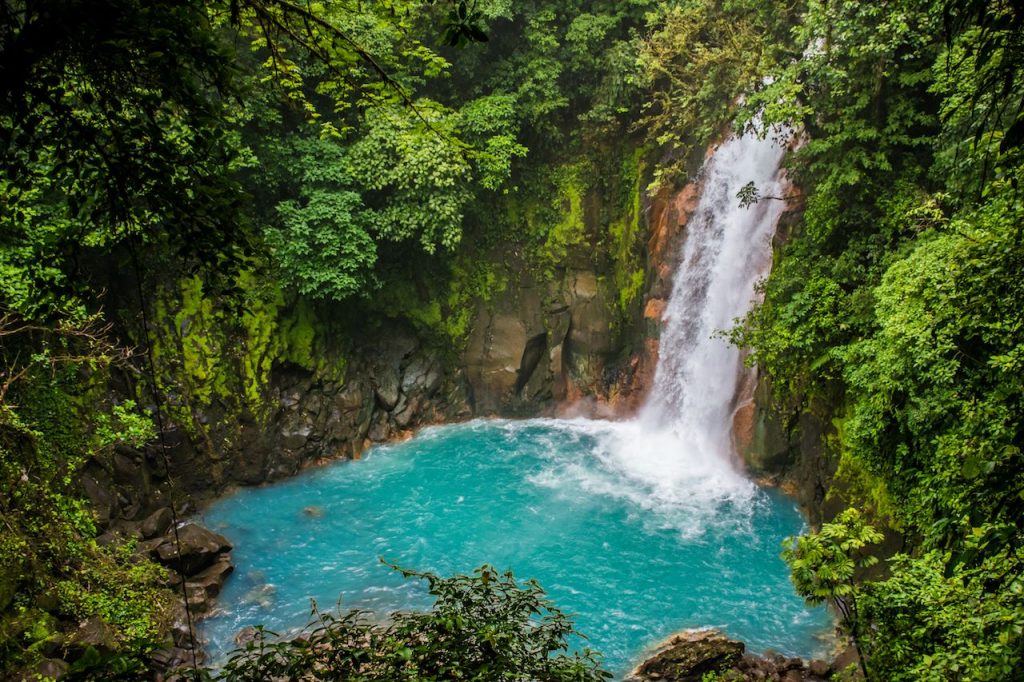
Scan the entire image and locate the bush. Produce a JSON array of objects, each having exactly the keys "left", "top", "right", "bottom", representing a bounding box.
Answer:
[{"left": 197, "top": 563, "right": 611, "bottom": 682}]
